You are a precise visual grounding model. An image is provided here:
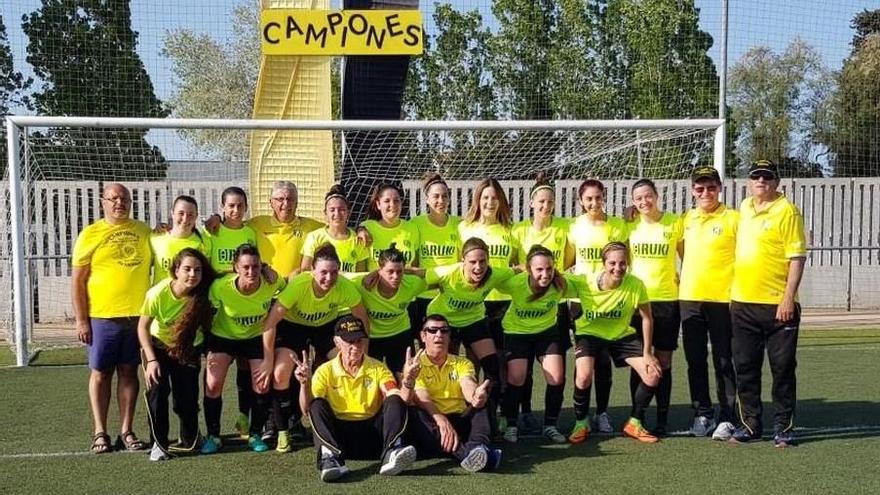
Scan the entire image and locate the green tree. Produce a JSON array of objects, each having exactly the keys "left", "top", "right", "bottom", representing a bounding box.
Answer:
[
  {"left": 603, "top": 0, "right": 717, "bottom": 119},
  {"left": 821, "top": 11, "right": 880, "bottom": 177},
  {"left": 163, "top": 1, "right": 258, "bottom": 161},
  {"left": 164, "top": 1, "right": 341, "bottom": 162},
  {"left": 729, "top": 40, "right": 833, "bottom": 176},
  {"left": 1, "top": 14, "right": 32, "bottom": 170},
  {"left": 22, "top": 0, "right": 167, "bottom": 180},
  {"left": 403, "top": 5, "right": 498, "bottom": 177}
]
